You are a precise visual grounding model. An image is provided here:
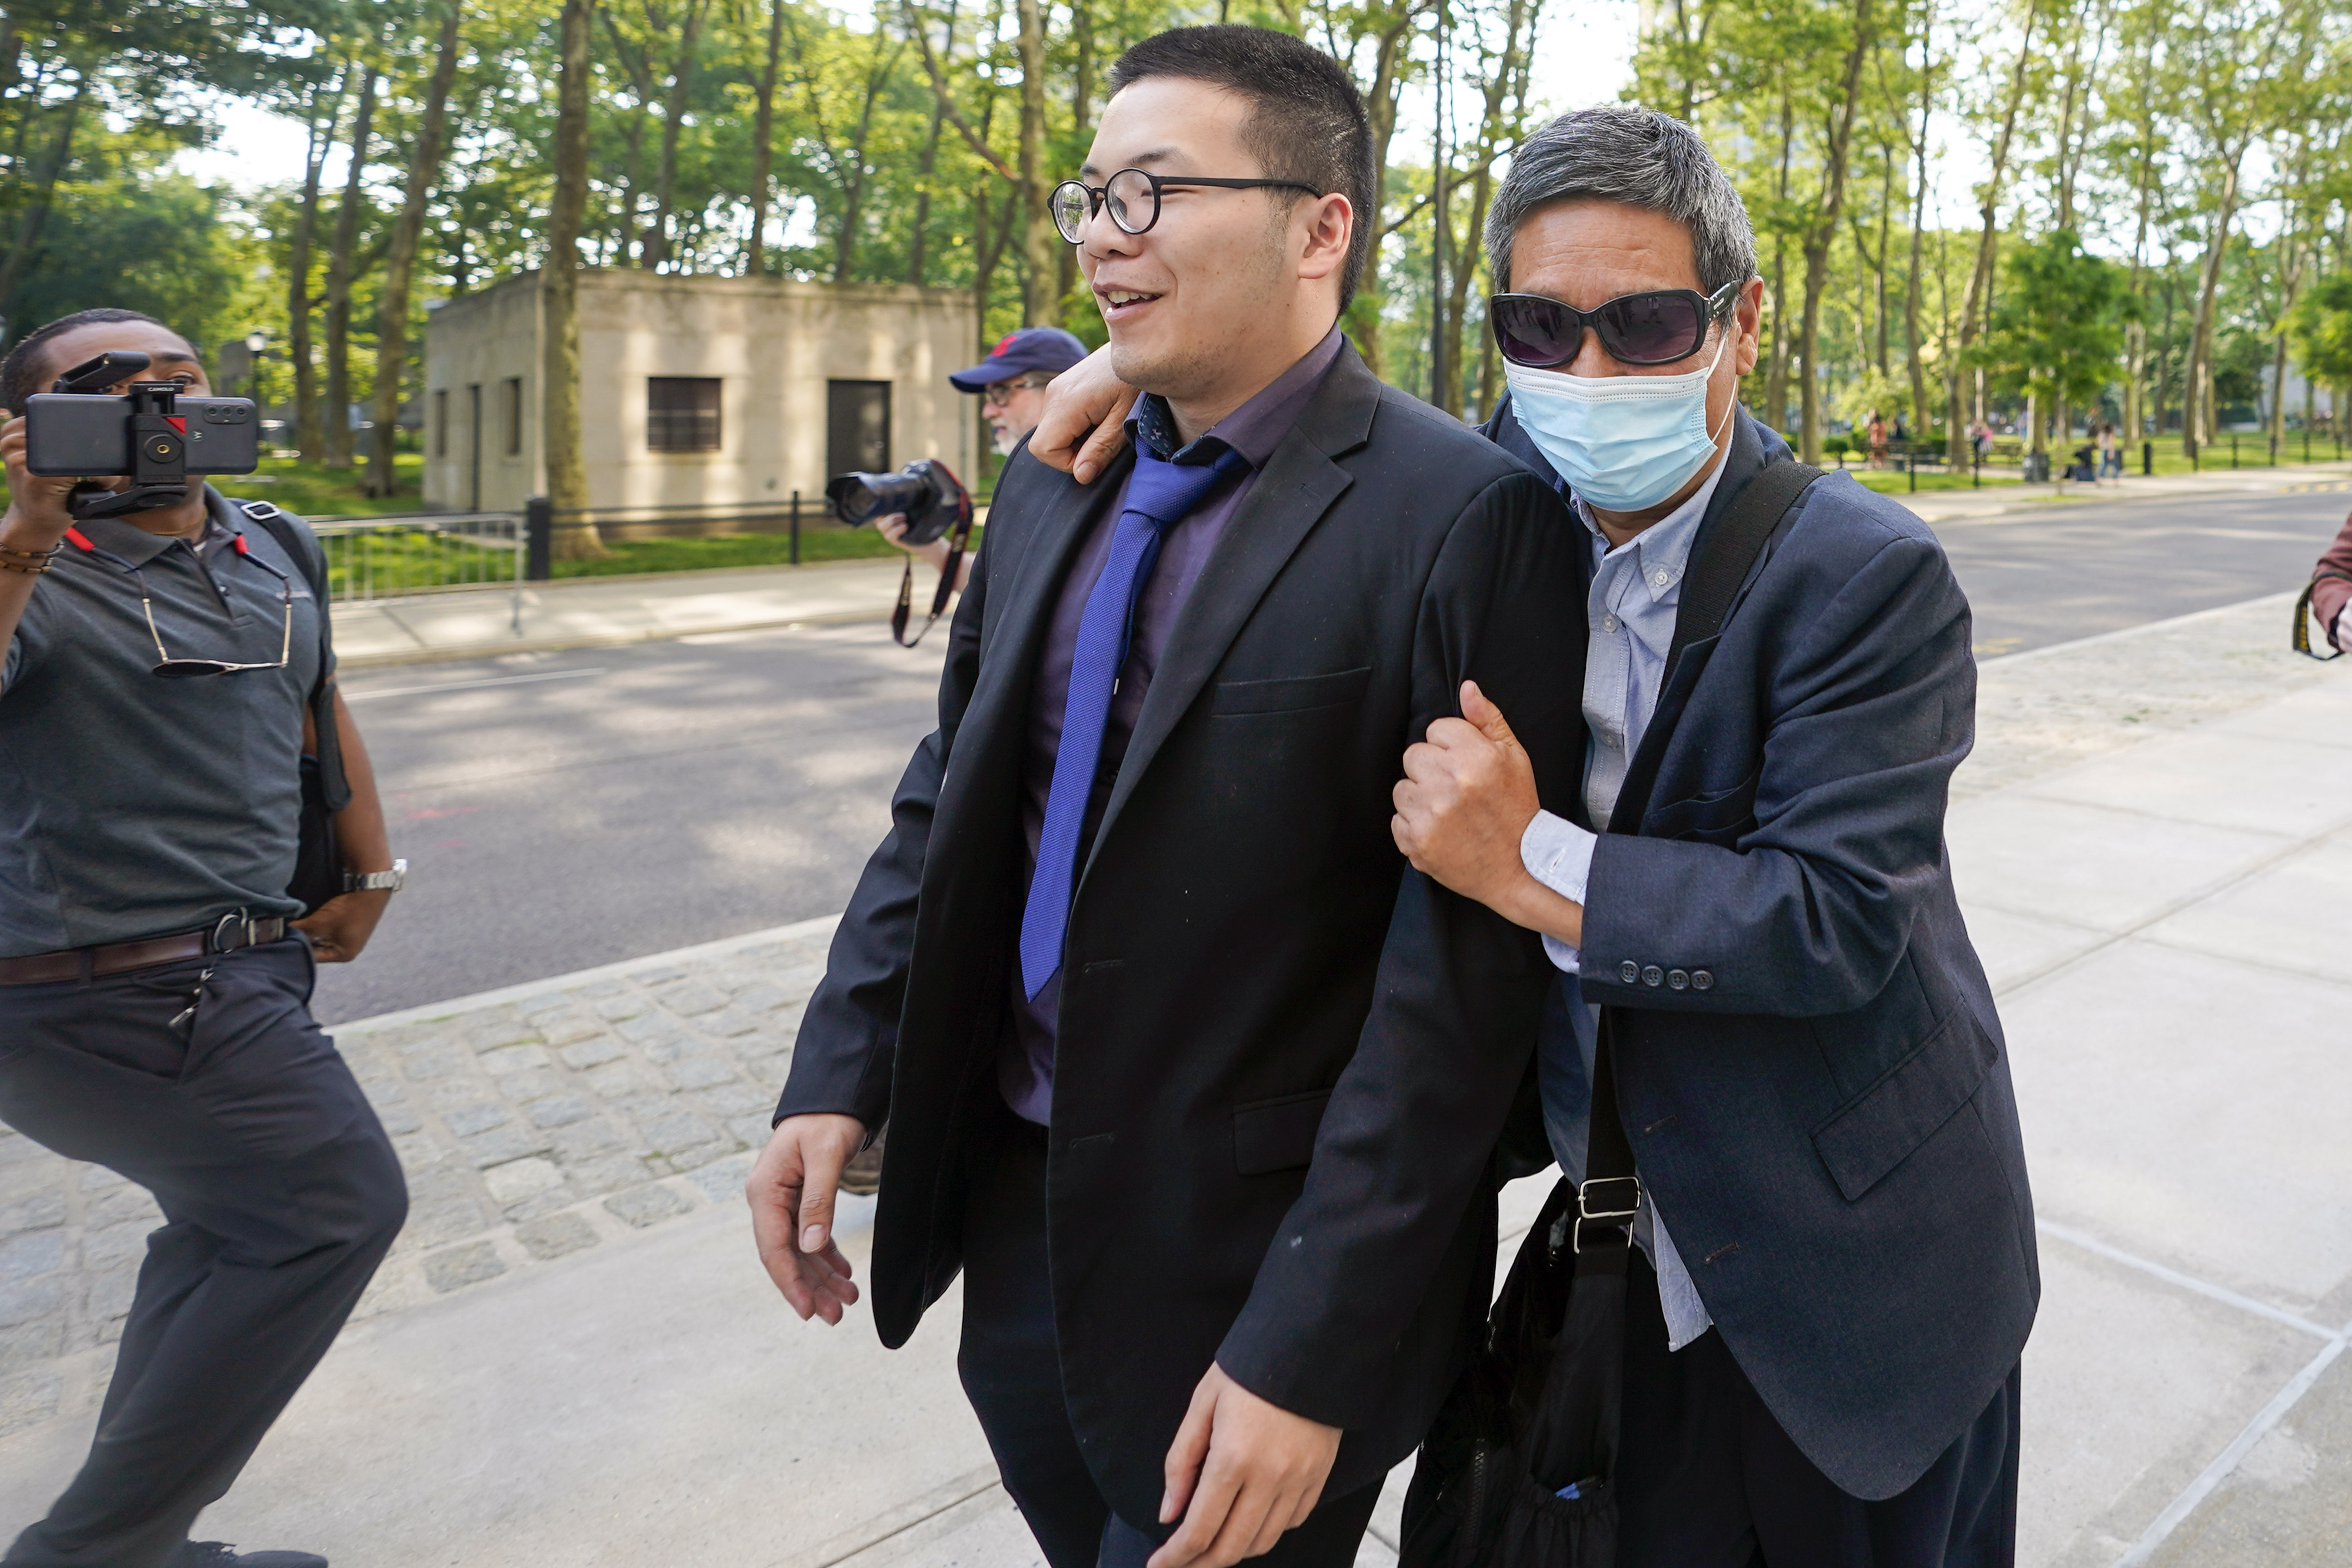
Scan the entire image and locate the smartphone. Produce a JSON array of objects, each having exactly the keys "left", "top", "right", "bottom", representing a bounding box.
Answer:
[{"left": 21, "top": 393, "right": 261, "bottom": 477}]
